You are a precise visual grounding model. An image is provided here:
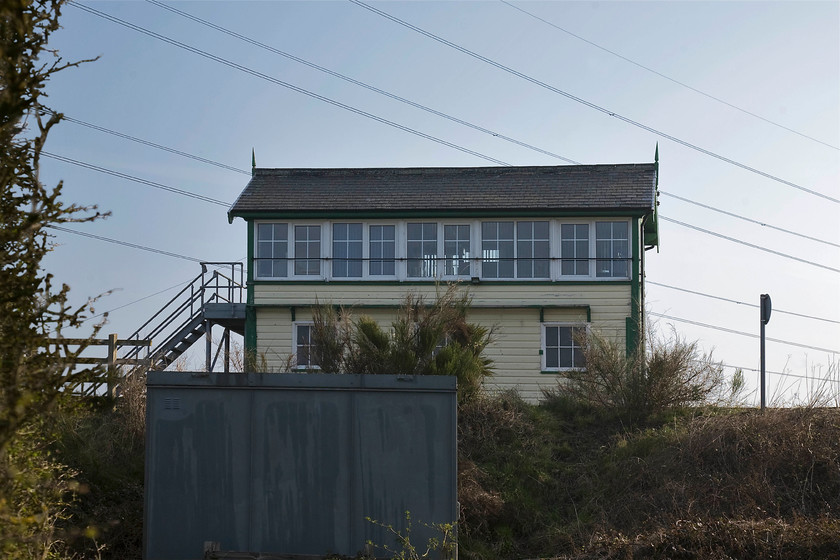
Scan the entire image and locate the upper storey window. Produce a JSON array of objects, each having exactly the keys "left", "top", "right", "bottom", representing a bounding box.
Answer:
[
  {"left": 407, "top": 223, "right": 438, "bottom": 278},
  {"left": 369, "top": 225, "right": 396, "bottom": 276},
  {"left": 560, "top": 223, "right": 590, "bottom": 276},
  {"left": 256, "top": 223, "right": 288, "bottom": 278},
  {"left": 294, "top": 225, "right": 321, "bottom": 276},
  {"left": 481, "top": 221, "right": 514, "bottom": 279},
  {"left": 443, "top": 224, "right": 471, "bottom": 277},
  {"left": 516, "top": 221, "right": 550, "bottom": 279},
  {"left": 481, "top": 221, "right": 549, "bottom": 279},
  {"left": 595, "top": 221, "right": 629, "bottom": 278},
  {"left": 333, "top": 223, "right": 363, "bottom": 278},
  {"left": 252, "top": 219, "right": 632, "bottom": 281}
]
